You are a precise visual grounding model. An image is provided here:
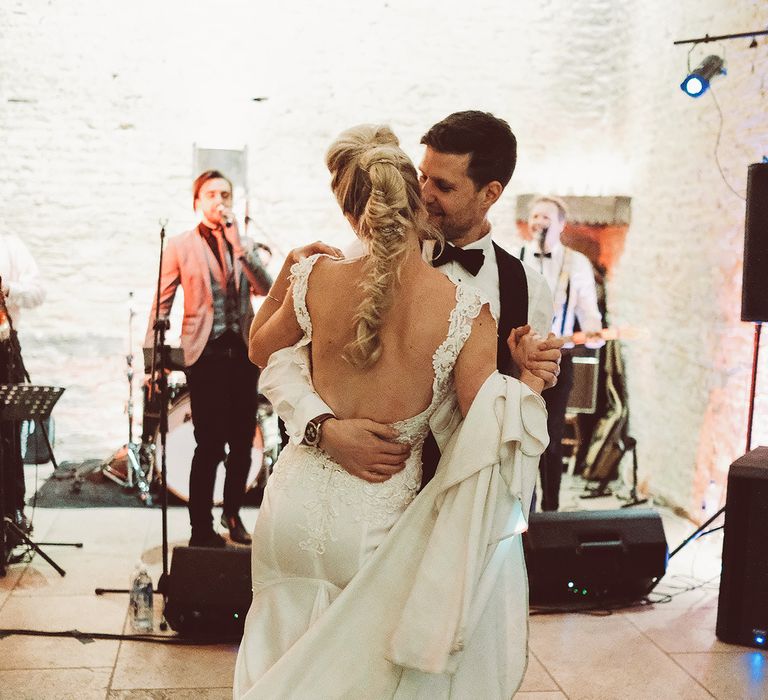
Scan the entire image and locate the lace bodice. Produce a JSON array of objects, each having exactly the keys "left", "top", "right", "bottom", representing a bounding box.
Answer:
[
  {"left": 290, "top": 253, "right": 488, "bottom": 446},
  {"left": 269, "top": 253, "right": 489, "bottom": 556}
]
